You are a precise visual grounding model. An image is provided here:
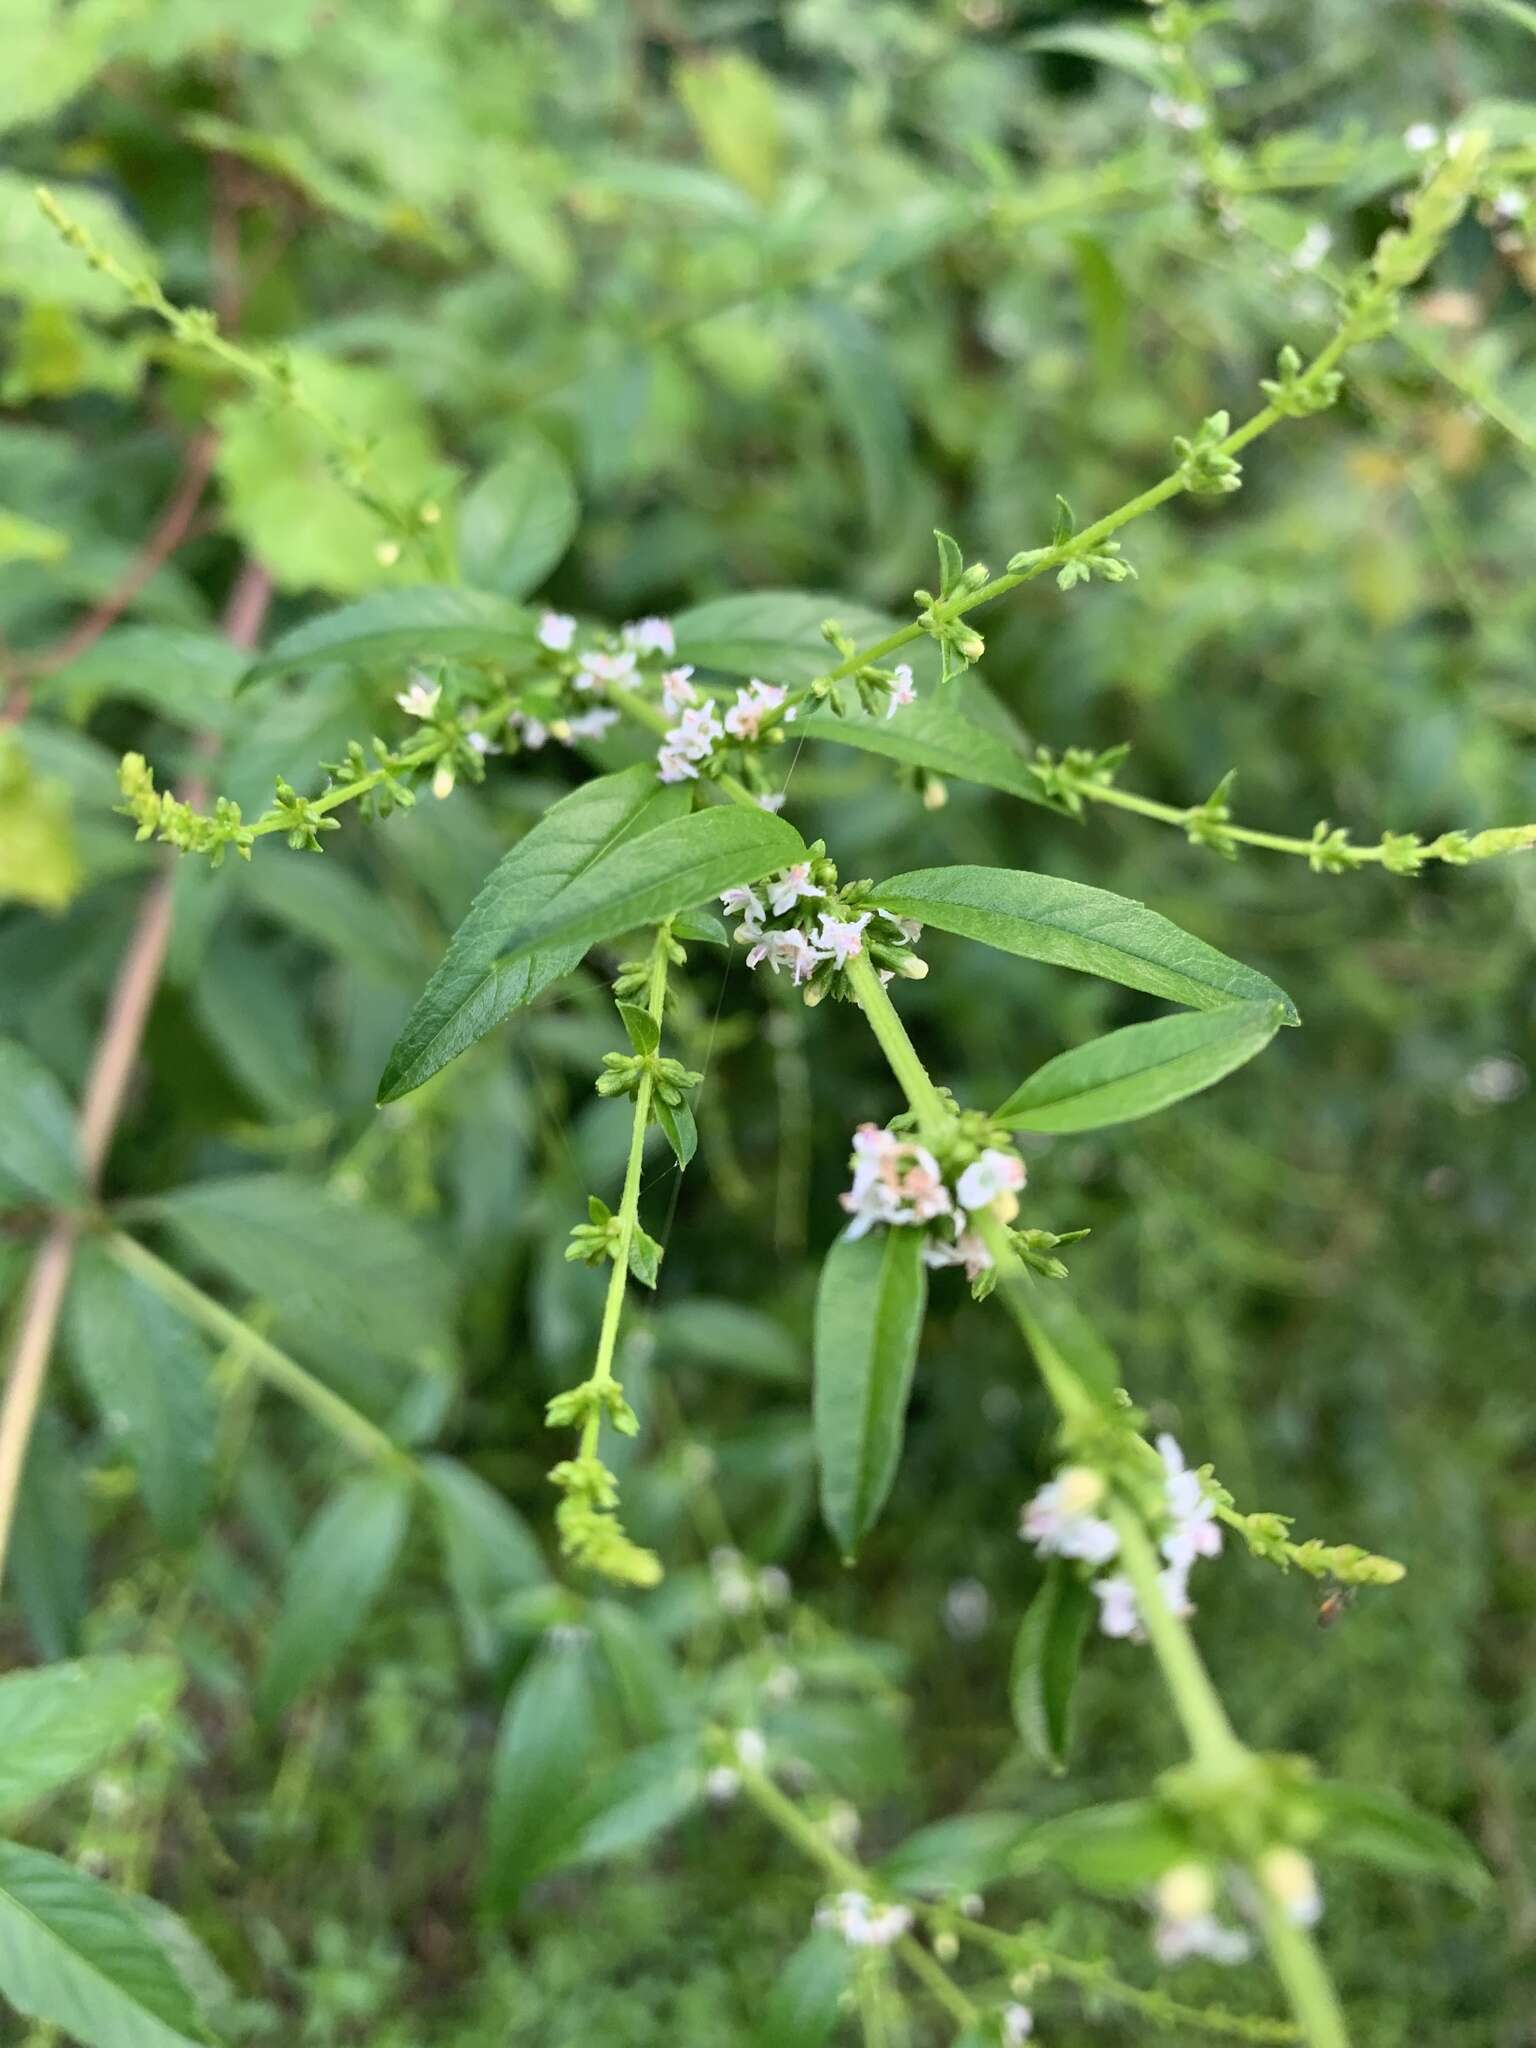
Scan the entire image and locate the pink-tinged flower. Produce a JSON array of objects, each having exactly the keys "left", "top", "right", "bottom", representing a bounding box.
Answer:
[
  {"left": 574, "top": 648, "right": 639, "bottom": 691},
  {"left": 746, "top": 927, "right": 825, "bottom": 986},
  {"left": 1157, "top": 1435, "right": 1223, "bottom": 1570},
  {"left": 670, "top": 700, "right": 724, "bottom": 762},
  {"left": 566, "top": 708, "right": 619, "bottom": 741},
  {"left": 508, "top": 710, "right": 549, "bottom": 750},
  {"left": 885, "top": 663, "right": 917, "bottom": 718},
  {"left": 814, "top": 910, "right": 870, "bottom": 967},
  {"left": 955, "top": 1148, "right": 1026, "bottom": 1212},
  {"left": 656, "top": 744, "right": 698, "bottom": 783},
  {"left": 723, "top": 678, "right": 787, "bottom": 741},
  {"left": 1158, "top": 1560, "right": 1194, "bottom": 1618},
  {"left": 1019, "top": 1470, "right": 1119, "bottom": 1566},
  {"left": 720, "top": 884, "right": 766, "bottom": 929},
  {"left": 660, "top": 665, "right": 697, "bottom": 713},
  {"left": 767, "top": 863, "right": 824, "bottom": 916},
  {"left": 537, "top": 611, "right": 577, "bottom": 652},
  {"left": 1092, "top": 1573, "right": 1141, "bottom": 1639},
  {"left": 623, "top": 616, "right": 675, "bottom": 656},
  {"left": 922, "top": 1226, "right": 991, "bottom": 1280},
  {"left": 395, "top": 676, "right": 441, "bottom": 719}
]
